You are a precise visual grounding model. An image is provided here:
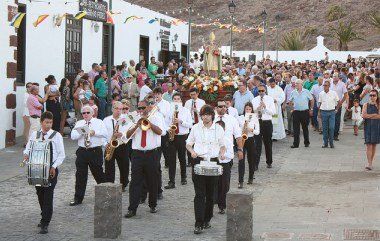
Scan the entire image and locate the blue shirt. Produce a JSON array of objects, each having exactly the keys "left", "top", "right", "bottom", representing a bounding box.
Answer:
[
  {"left": 233, "top": 90, "right": 254, "bottom": 115},
  {"left": 237, "top": 68, "right": 246, "bottom": 76},
  {"left": 289, "top": 89, "right": 313, "bottom": 111}
]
